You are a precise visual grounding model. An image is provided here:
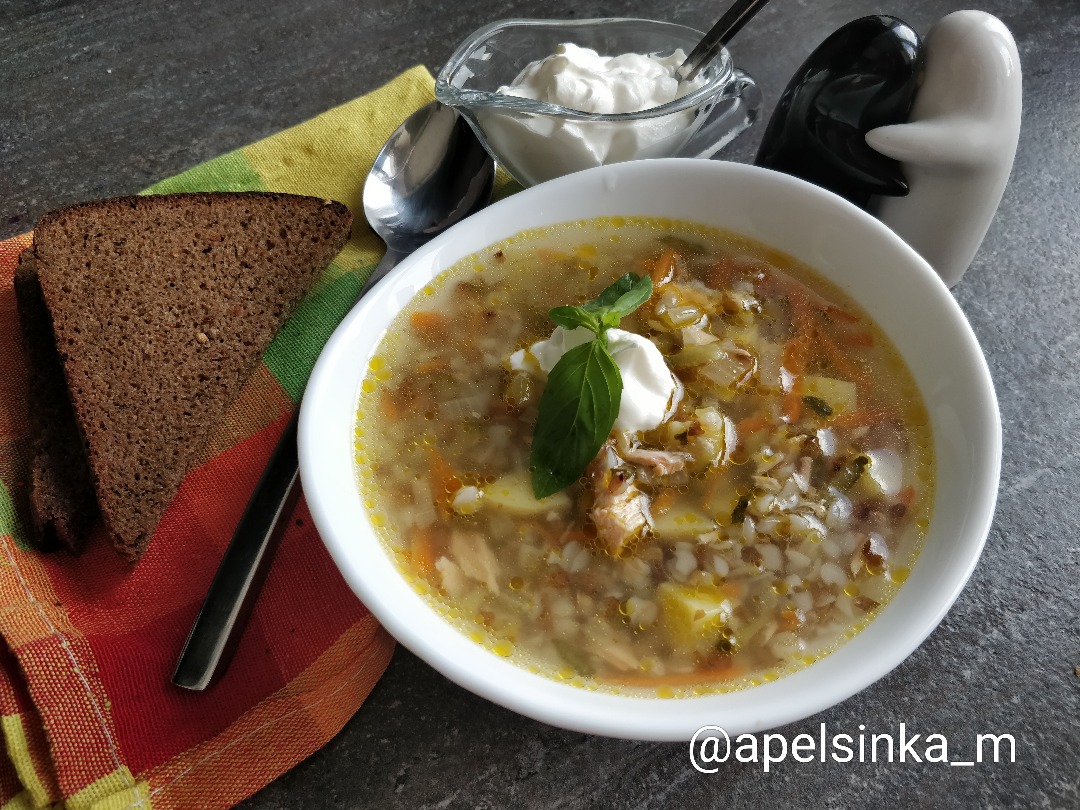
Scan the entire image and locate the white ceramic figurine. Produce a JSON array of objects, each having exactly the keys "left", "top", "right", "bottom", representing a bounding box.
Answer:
[{"left": 866, "top": 10, "right": 1022, "bottom": 287}]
